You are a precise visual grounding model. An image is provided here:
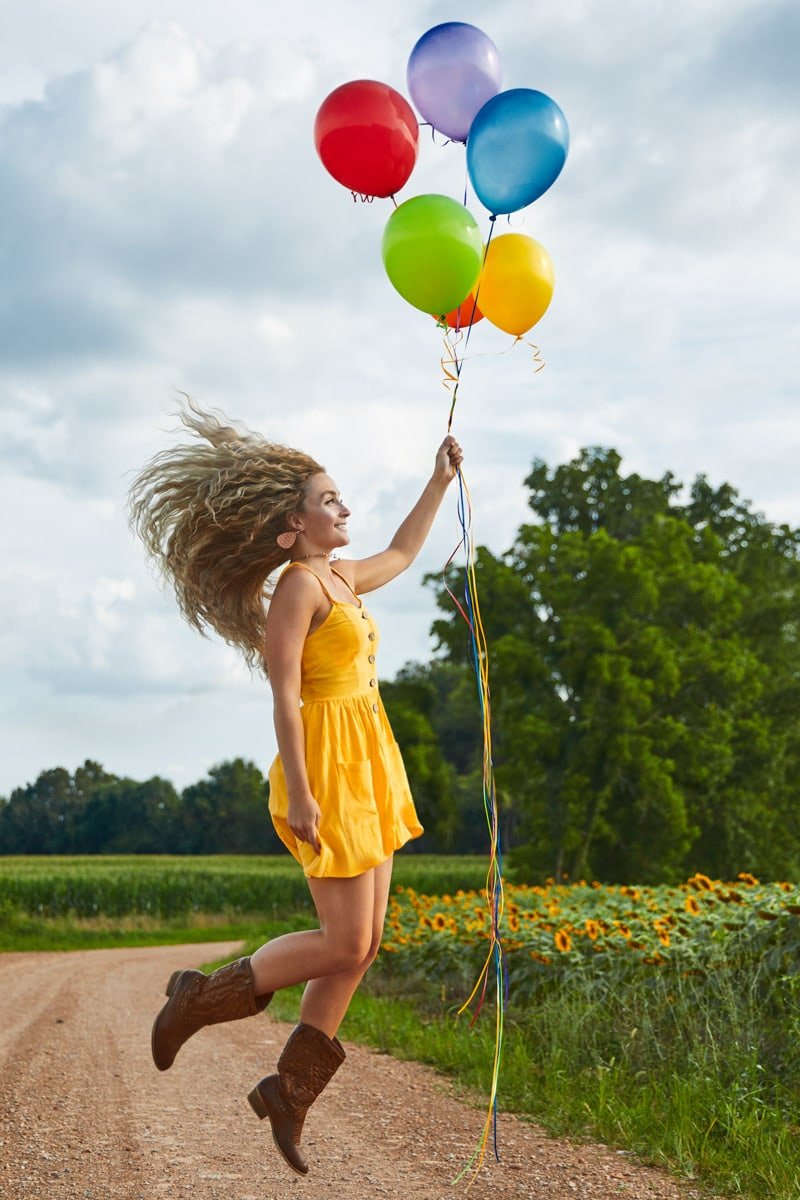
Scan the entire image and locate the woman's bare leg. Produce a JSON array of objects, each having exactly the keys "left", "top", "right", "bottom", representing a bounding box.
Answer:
[
  {"left": 298, "top": 856, "right": 394, "bottom": 1038},
  {"left": 248, "top": 863, "right": 383, "bottom": 997}
]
